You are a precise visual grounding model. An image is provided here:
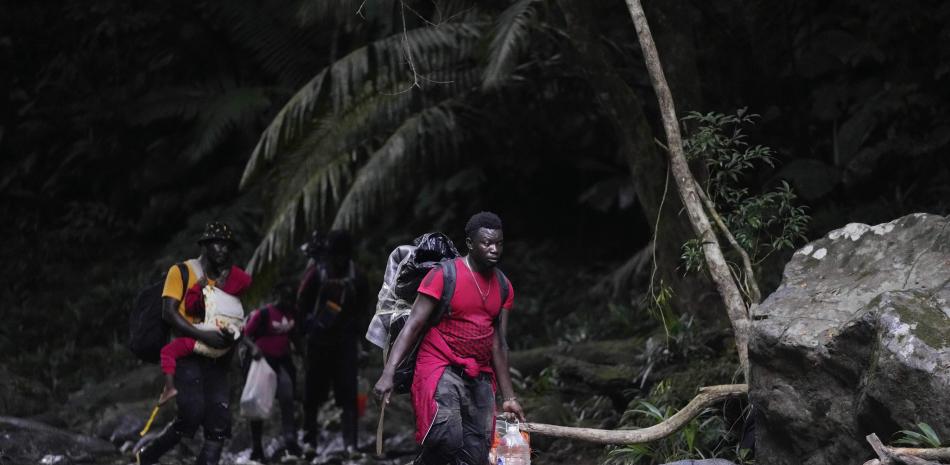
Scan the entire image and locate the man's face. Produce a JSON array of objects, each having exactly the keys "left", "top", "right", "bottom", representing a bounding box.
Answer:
[
  {"left": 467, "top": 228, "right": 503, "bottom": 269},
  {"left": 202, "top": 240, "right": 233, "bottom": 269}
]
